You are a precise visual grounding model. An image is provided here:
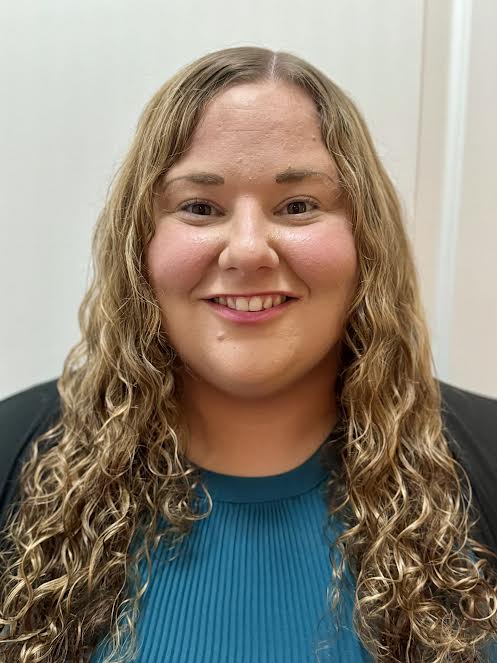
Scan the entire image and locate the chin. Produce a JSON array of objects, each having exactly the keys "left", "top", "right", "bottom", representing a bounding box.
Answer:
[{"left": 210, "top": 371, "right": 300, "bottom": 399}]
